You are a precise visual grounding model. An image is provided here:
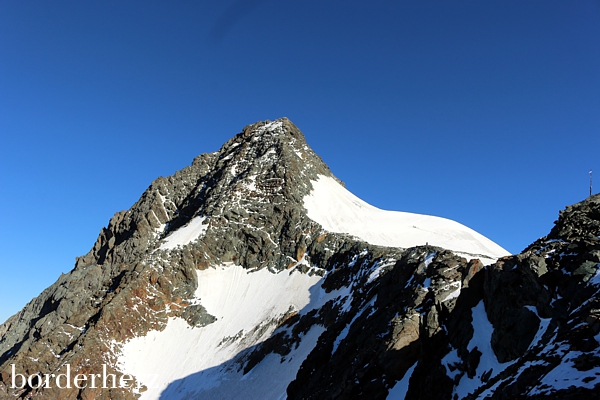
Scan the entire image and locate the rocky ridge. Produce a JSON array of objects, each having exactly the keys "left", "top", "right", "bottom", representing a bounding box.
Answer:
[
  {"left": 283, "top": 195, "right": 600, "bottom": 399},
  {"left": 0, "top": 118, "right": 599, "bottom": 399}
]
